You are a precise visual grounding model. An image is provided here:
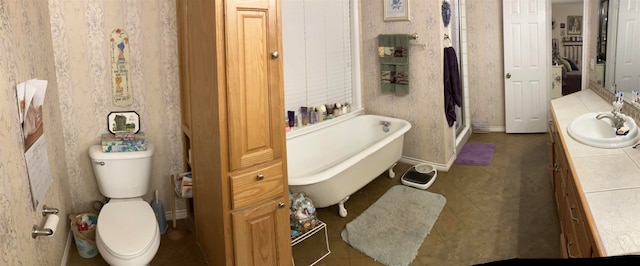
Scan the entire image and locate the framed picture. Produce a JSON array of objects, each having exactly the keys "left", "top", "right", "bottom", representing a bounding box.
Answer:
[
  {"left": 560, "top": 23, "right": 565, "bottom": 29},
  {"left": 384, "top": 0, "right": 410, "bottom": 21},
  {"left": 107, "top": 111, "right": 140, "bottom": 134},
  {"left": 567, "top": 16, "right": 582, "bottom": 35}
]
